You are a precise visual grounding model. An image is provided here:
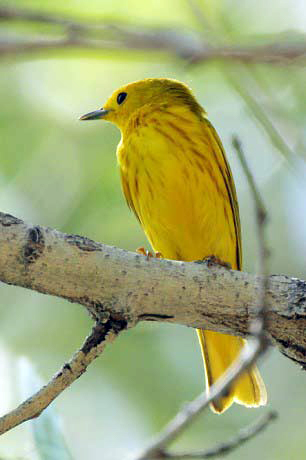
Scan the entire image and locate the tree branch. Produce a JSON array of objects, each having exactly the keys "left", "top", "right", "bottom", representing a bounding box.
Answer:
[
  {"left": 0, "top": 320, "right": 126, "bottom": 436},
  {"left": 0, "top": 212, "right": 305, "bottom": 367},
  {"left": 0, "top": 6, "right": 306, "bottom": 63},
  {"left": 155, "top": 411, "right": 277, "bottom": 459},
  {"left": 132, "top": 332, "right": 269, "bottom": 460}
]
